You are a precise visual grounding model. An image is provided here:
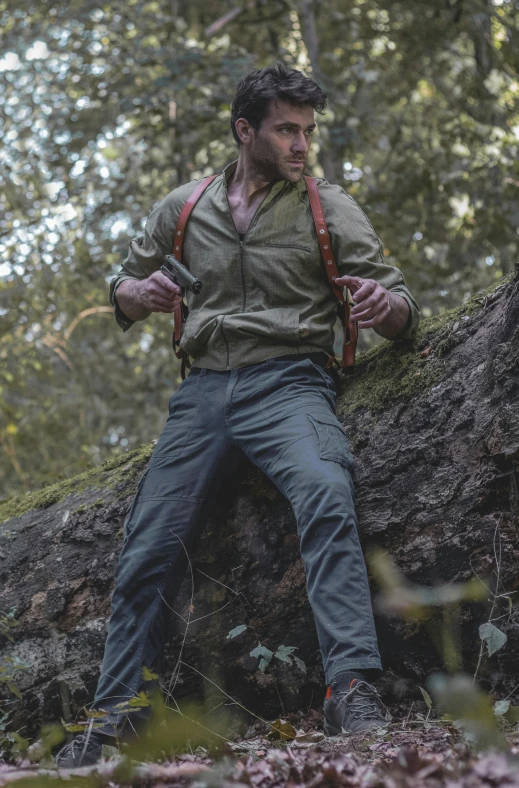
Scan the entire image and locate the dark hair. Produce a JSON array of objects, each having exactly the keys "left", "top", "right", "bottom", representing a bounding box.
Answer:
[{"left": 230, "top": 62, "right": 327, "bottom": 145}]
